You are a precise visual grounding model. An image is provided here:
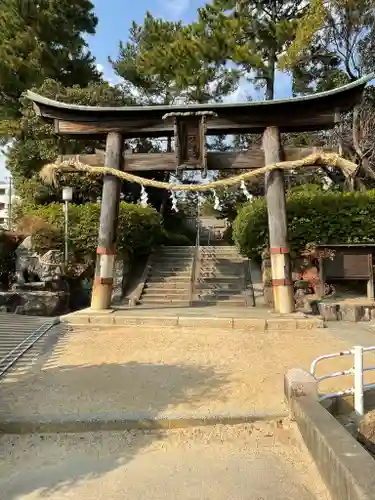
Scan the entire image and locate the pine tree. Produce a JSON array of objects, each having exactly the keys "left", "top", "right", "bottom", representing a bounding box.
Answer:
[
  {"left": 282, "top": 0, "right": 375, "bottom": 92},
  {"left": 0, "top": 0, "right": 100, "bottom": 123},
  {"left": 114, "top": 12, "right": 239, "bottom": 104},
  {"left": 197, "top": 0, "right": 311, "bottom": 100},
  {"left": 7, "top": 79, "right": 131, "bottom": 204}
]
